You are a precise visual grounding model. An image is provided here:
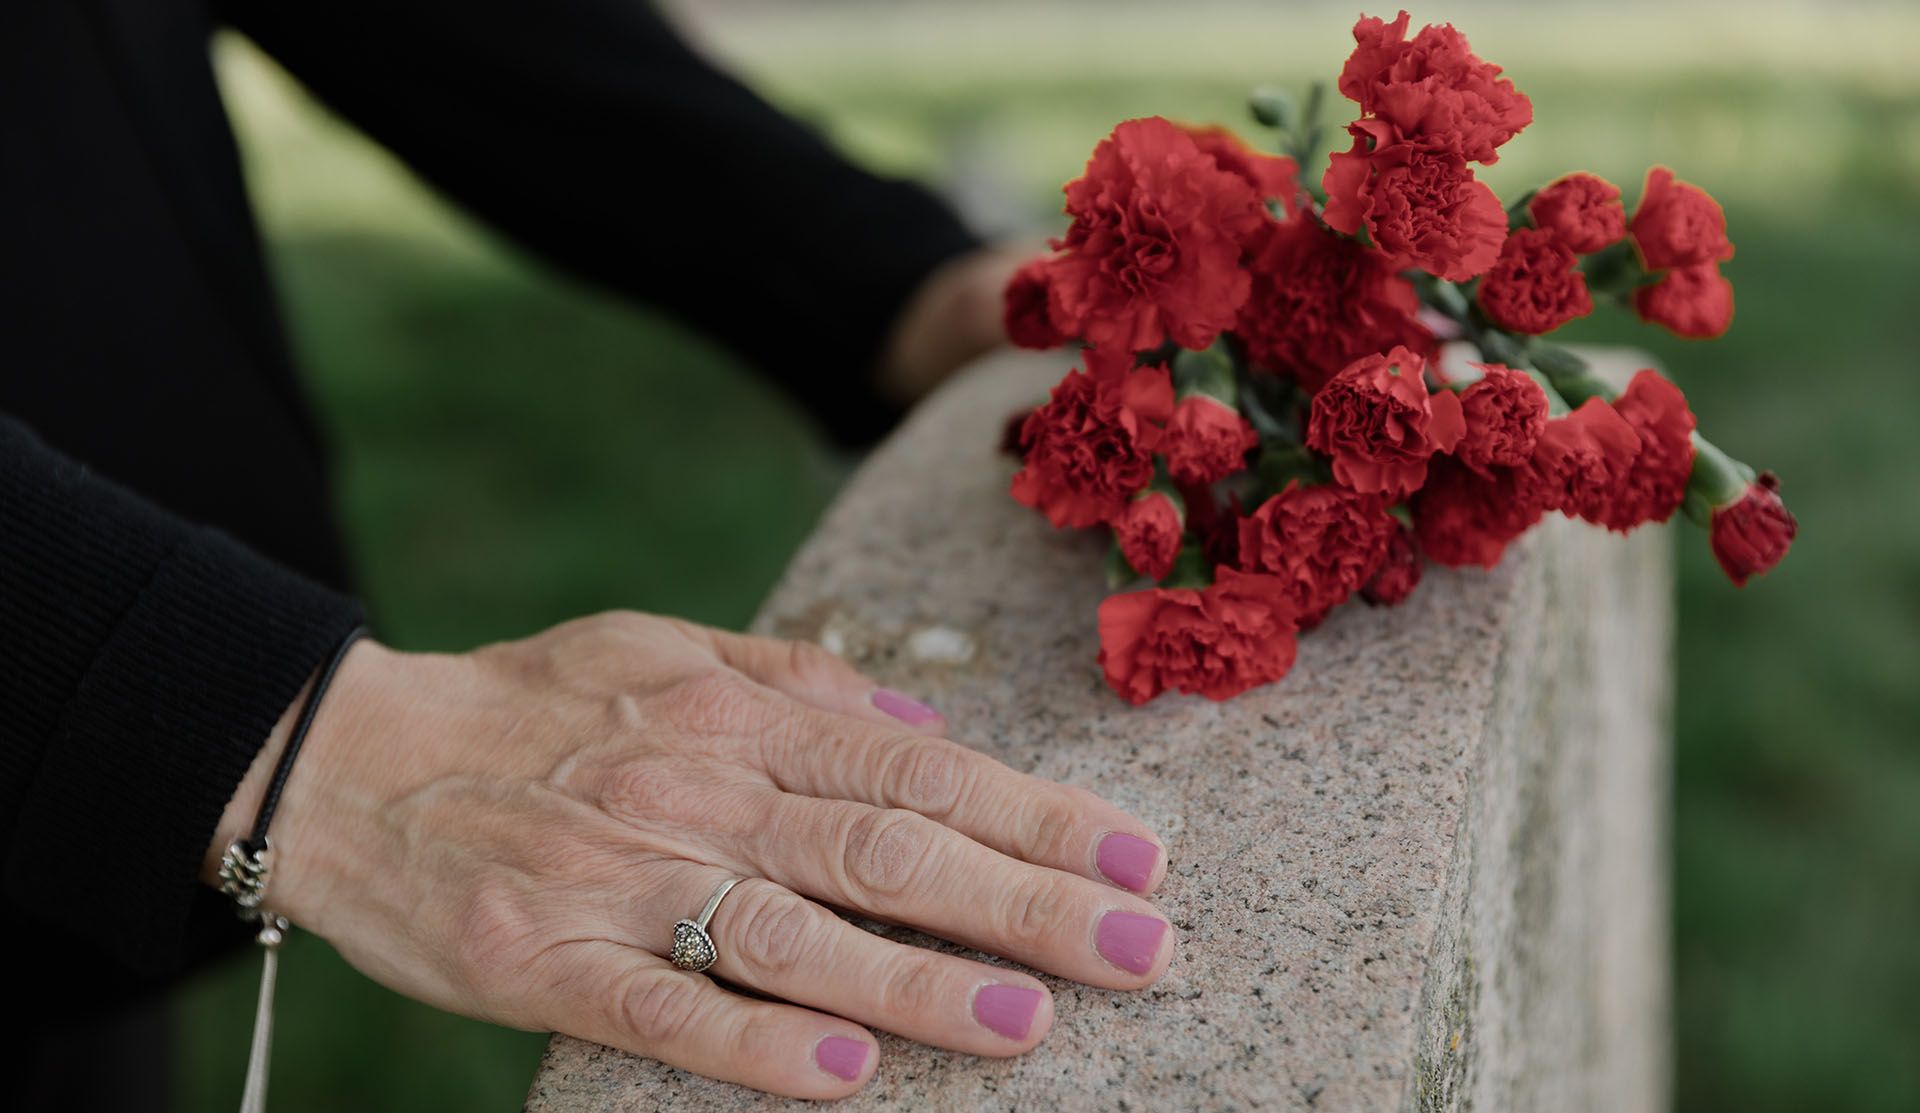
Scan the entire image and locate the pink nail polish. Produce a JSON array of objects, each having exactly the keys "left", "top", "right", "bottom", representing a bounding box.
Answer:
[
  {"left": 1096, "top": 911, "right": 1168, "bottom": 975},
  {"left": 1096, "top": 833, "right": 1159, "bottom": 892},
  {"left": 972, "top": 984, "right": 1043, "bottom": 1041},
  {"left": 814, "top": 1036, "right": 870, "bottom": 1081},
  {"left": 872, "top": 688, "right": 941, "bottom": 726}
]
